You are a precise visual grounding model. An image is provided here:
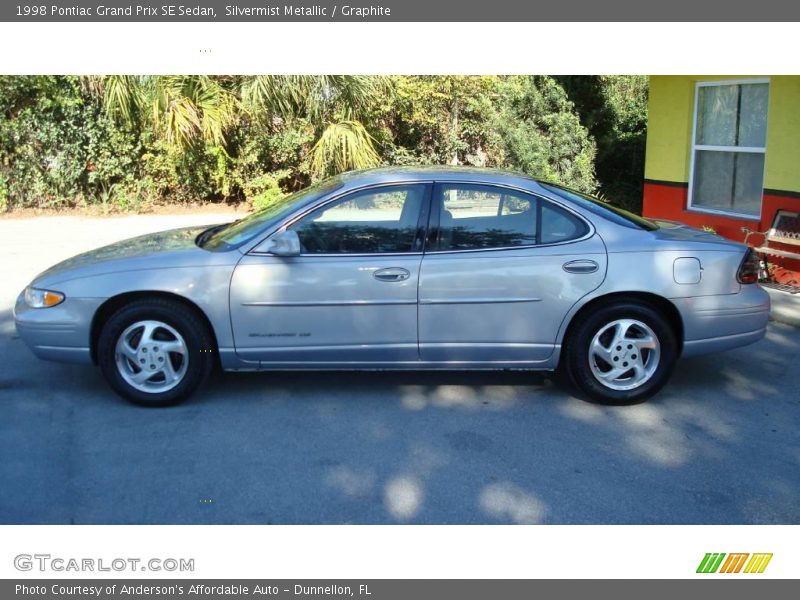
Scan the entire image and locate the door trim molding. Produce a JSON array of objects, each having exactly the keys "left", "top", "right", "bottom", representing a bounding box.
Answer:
[
  {"left": 241, "top": 299, "right": 417, "bottom": 307},
  {"left": 418, "top": 297, "right": 542, "bottom": 305}
]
